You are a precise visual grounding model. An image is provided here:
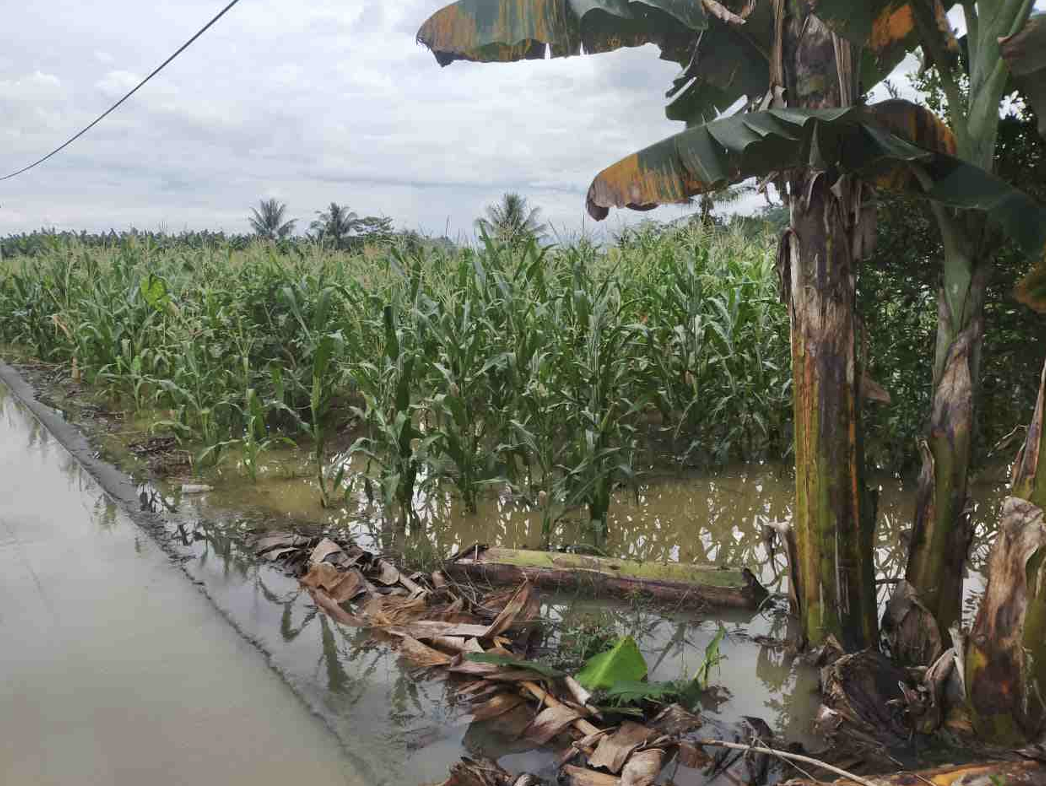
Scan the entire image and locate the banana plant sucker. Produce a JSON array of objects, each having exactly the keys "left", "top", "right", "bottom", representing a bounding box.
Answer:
[{"left": 902, "top": 0, "right": 1035, "bottom": 635}]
